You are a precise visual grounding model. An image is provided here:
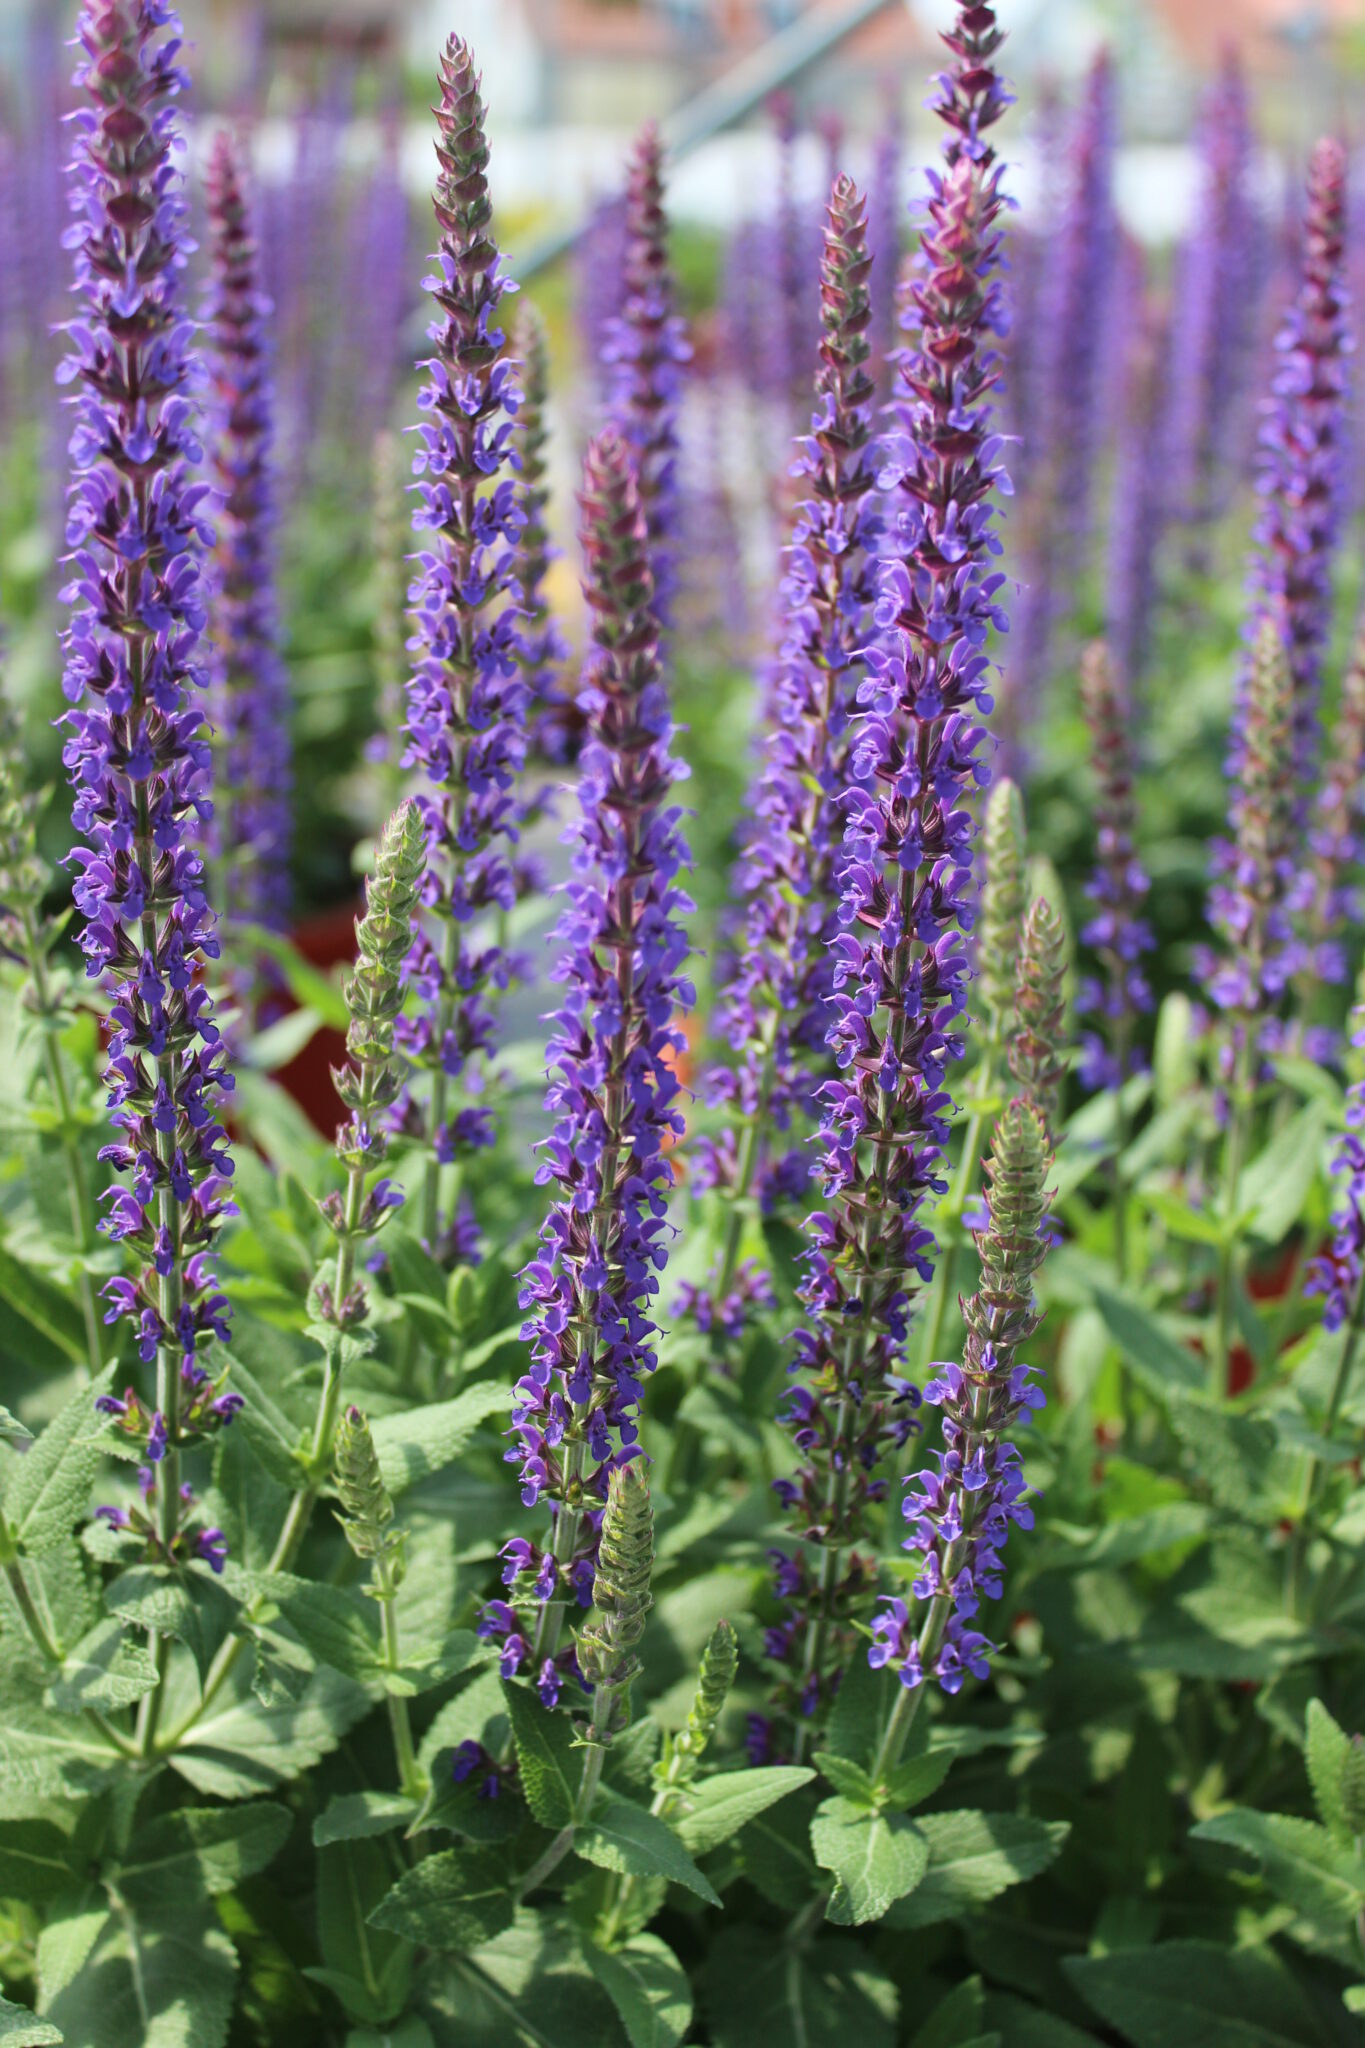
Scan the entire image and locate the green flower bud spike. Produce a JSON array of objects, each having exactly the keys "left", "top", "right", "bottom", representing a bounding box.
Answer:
[
  {"left": 979, "top": 776, "right": 1028, "bottom": 1029},
  {"left": 318, "top": 798, "right": 426, "bottom": 1329},
  {"left": 656, "top": 1617, "right": 738, "bottom": 1796},
  {"left": 577, "top": 1462, "right": 655, "bottom": 1749},
  {"left": 333, "top": 1405, "right": 418, "bottom": 1795},
  {"left": 1009, "top": 894, "right": 1070, "bottom": 1137}
]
